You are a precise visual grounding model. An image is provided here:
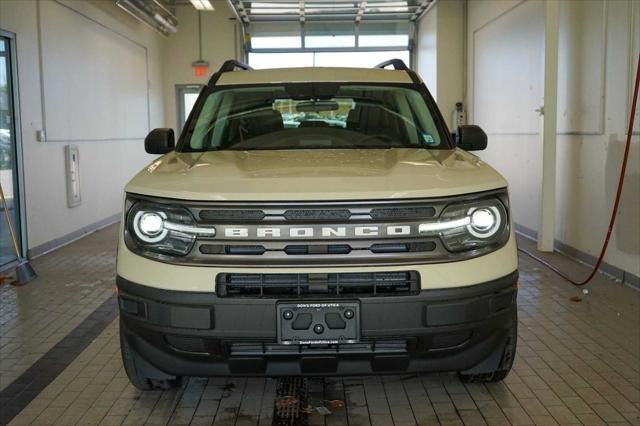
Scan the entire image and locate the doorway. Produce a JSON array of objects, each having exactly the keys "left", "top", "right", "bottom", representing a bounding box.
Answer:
[
  {"left": 176, "top": 84, "right": 203, "bottom": 134},
  {"left": 0, "top": 31, "right": 25, "bottom": 268}
]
